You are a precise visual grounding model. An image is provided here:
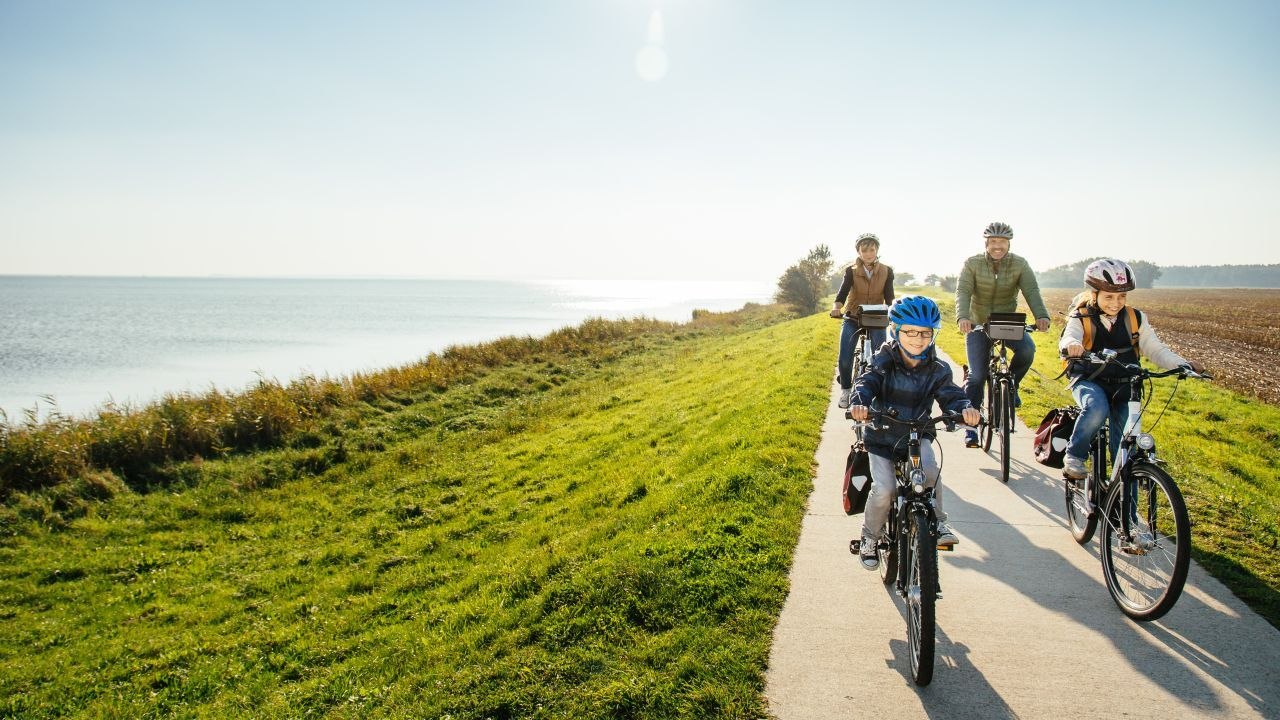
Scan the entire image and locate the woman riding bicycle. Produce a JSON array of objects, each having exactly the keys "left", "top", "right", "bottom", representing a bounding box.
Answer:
[
  {"left": 955, "top": 221, "right": 1051, "bottom": 447},
  {"left": 831, "top": 232, "right": 895, "bottom": 409},
  {"left": 847, "top": 295, "right": 981, "bottom": 567},
  {"left": 1059, "top": 259, "right": 1206, "bottom": 480}
]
